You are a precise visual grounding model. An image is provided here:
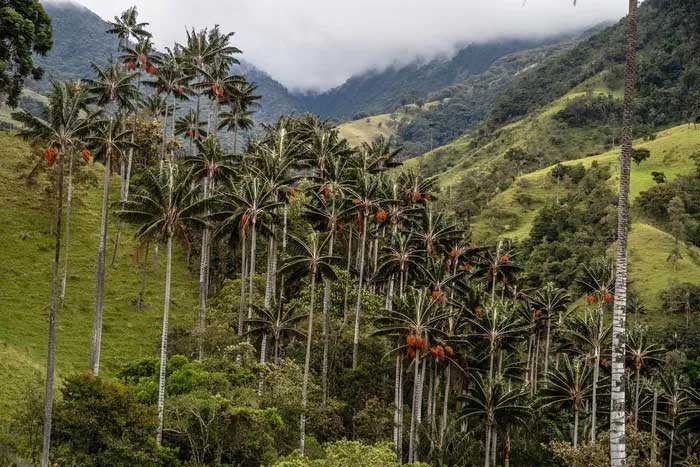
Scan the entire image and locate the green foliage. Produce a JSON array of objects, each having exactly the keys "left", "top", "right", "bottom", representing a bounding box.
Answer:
[
  {"left": 487, "top": 0, "right": 700, "bottom": 131},
  {"left": 273, "top": 440, "right": 428, "bottom": 467},
  {"left": 554, "top": 93, "right": 623, "bottom": 128},
  {"left": 548, "top": 428, "right": 663, "bottom": 467},
  {"left": 51, "top": 373, "right": 176, "bottom": 466},
  {"left": 524, "top": 163, "right": 617, "bottom": 288},
  {"left": 0, "top": 1, "right": 53, "bottom": 107}
]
